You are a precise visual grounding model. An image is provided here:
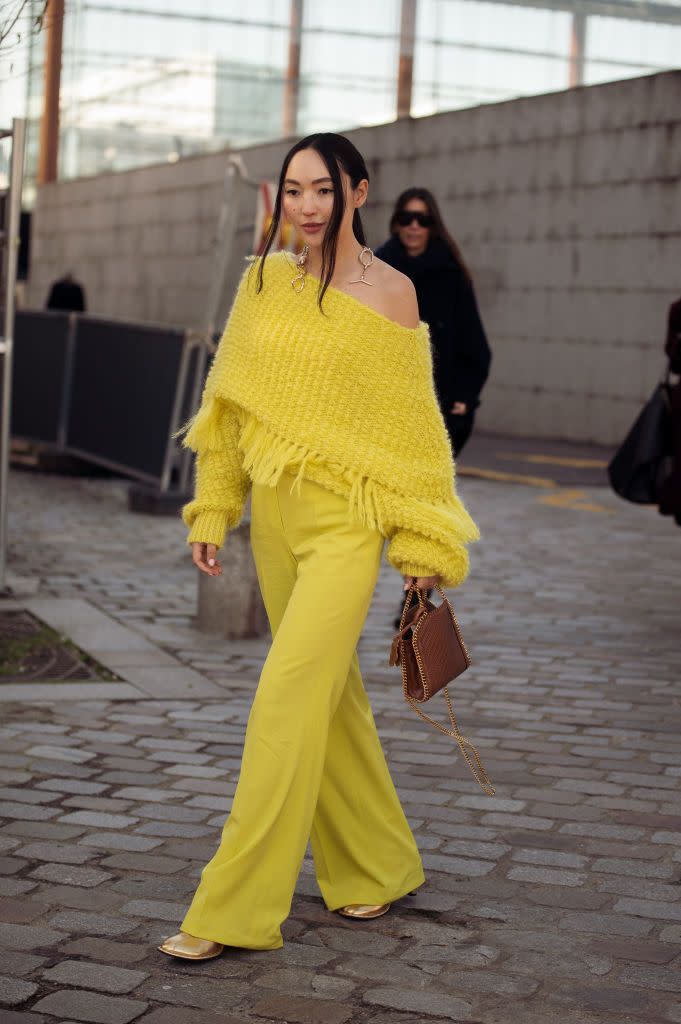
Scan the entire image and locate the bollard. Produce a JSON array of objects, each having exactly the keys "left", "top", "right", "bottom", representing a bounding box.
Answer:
[{"left": 196, "top": 522, "right": 268, "bottom": 639}]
